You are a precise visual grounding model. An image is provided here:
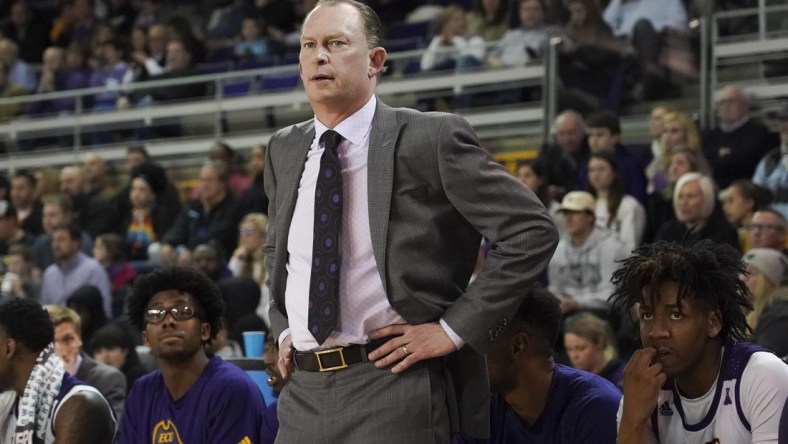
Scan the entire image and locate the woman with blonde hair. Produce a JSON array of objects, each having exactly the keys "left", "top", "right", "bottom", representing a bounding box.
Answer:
[
  {"left": 661, "top": 111, "right": 702, "bottom": 153},
  {"left": 228, "top": 212, "right": 270, "bottom": 327},
  {"left": 647, "top": 111, "right": 702, "bottom": 195},
  {"left": 742, "top": 248, "right": 788, "bottom": 357},
  {"left": 229, "top": 212, "right": 268, "bottom": 286},
  {"left": 563, "top": 311, "right": 624, "bottom": 390}
]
